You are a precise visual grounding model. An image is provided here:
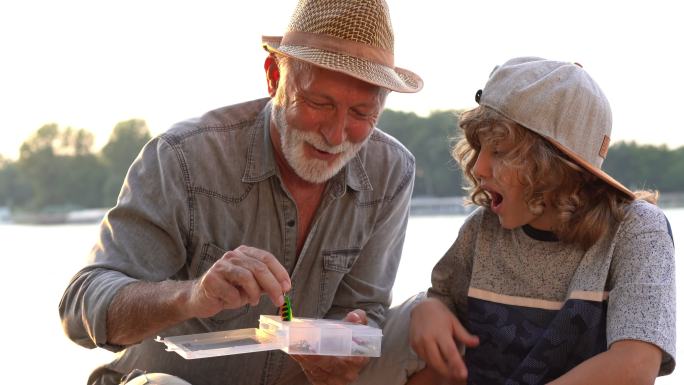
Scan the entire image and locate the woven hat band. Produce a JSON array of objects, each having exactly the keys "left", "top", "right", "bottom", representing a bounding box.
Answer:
[{"left": 281, "top": 31, "right": 394, "bottom": 67}]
